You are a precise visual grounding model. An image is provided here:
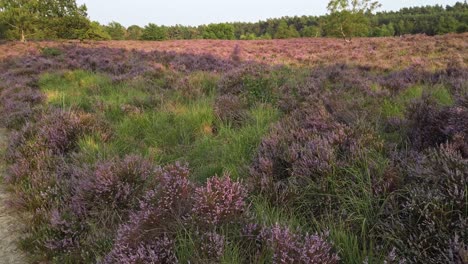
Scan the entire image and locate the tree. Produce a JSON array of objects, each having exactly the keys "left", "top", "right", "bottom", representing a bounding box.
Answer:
[
  {"left": 435, "top": 15, "right": 458, "bottom": 34},
  {"left": 0, "top": 0, "right": 89, "bottom": 41},
  {"left": 141, "top": 23, "right": 167, "bottom": 41},
  {"left": 80, "top": 21, "right": 110, "bottom": 40},
  {"left": 301, "top": 25, "right": 321, "bottom": 37},
  {"left": 325, "top": 0, "right": 381, "bottom": 41},
  {"left": 126, "top": 25, "right": 142, "bottom": 40},
  {"left": 202, "top": 23, "right": 235, "bottom": 39},
  {"left": 0, "top": 0, "right": 40, "bottom": 42},
  {"left": 105, "top": 21, "right": 126, "bottom": 40},
  {"left": 274, "top": 21, "right": 300, "bottom": 39}
]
